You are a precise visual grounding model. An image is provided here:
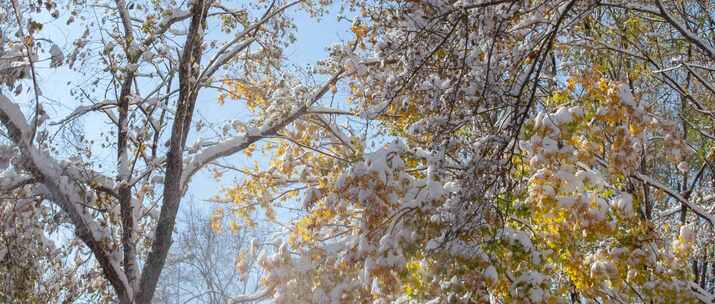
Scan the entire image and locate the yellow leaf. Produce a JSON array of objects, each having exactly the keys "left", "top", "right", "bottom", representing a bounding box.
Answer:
[
  {"left": 567, "top": 78, "right": 576, "bottom": 91},
  {"left": 210, "top": 208, "right": 224, "bottom": 233},
  {"left": 228, "top": 220, "right": 240, "bottom": 233},
  {"left": 351, "top": 23, "right": 369, "bottom": 41}
]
